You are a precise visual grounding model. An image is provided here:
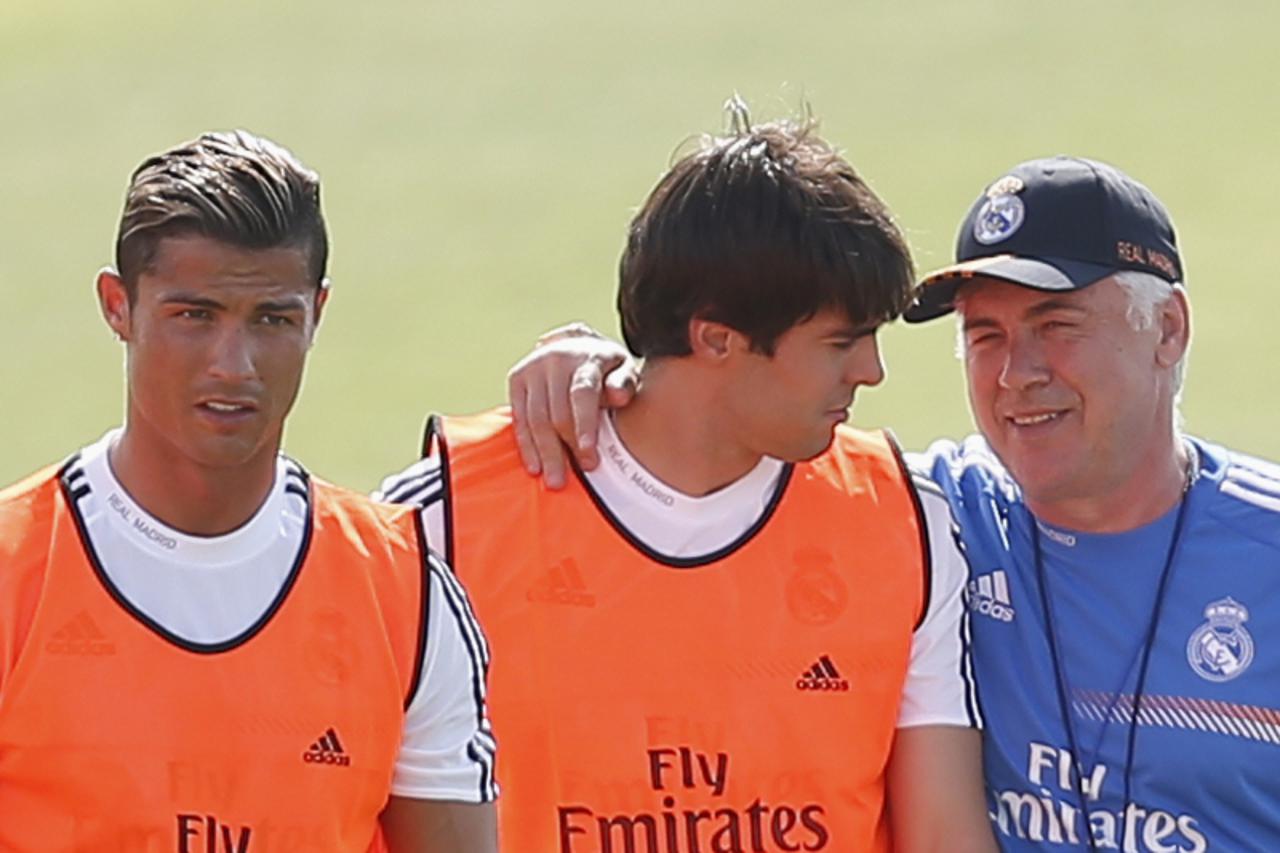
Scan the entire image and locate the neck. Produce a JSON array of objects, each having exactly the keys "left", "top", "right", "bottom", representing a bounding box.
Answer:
[
  {"left": 108, "top": 426, "right": 278, "bottom": 537},
  {"left": 1028, "top": 435, "right": 1191, "bottom": 533},
  {"left": 611, "top": 364, "right": 763, "bottom": 497}
]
